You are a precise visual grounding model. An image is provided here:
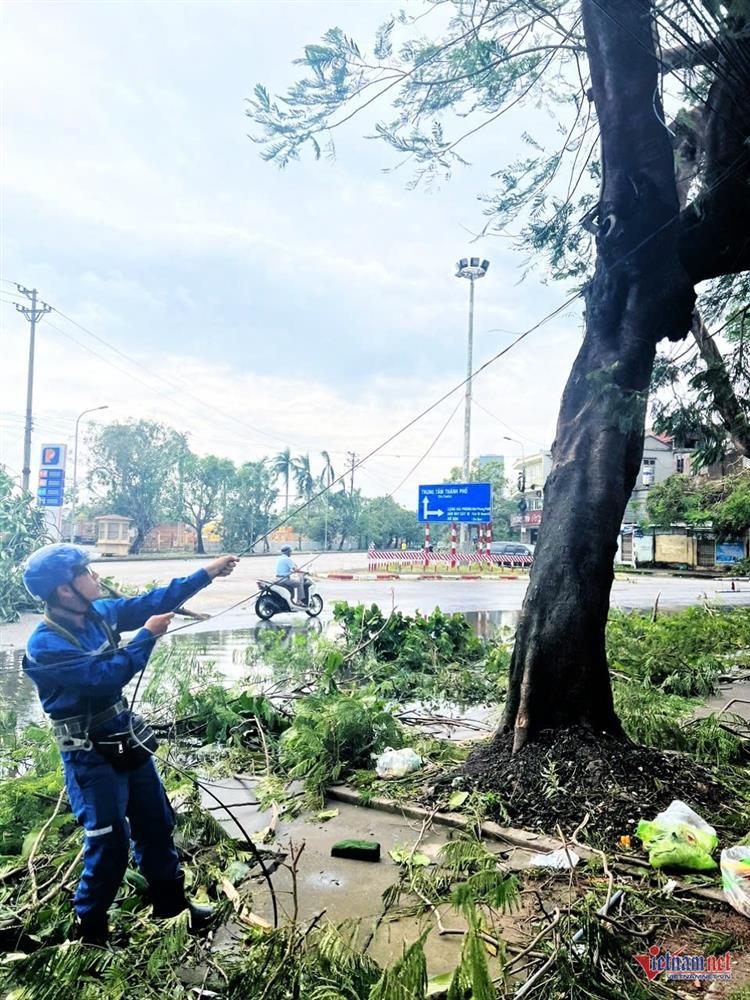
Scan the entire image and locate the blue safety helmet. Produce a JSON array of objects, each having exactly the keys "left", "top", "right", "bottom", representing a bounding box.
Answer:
[
  {"left": 280, "top": 545, "right": 292, "bottom": 555},
  {"left": 22, "top": 543, "right": 93, "bottom": 602}
]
